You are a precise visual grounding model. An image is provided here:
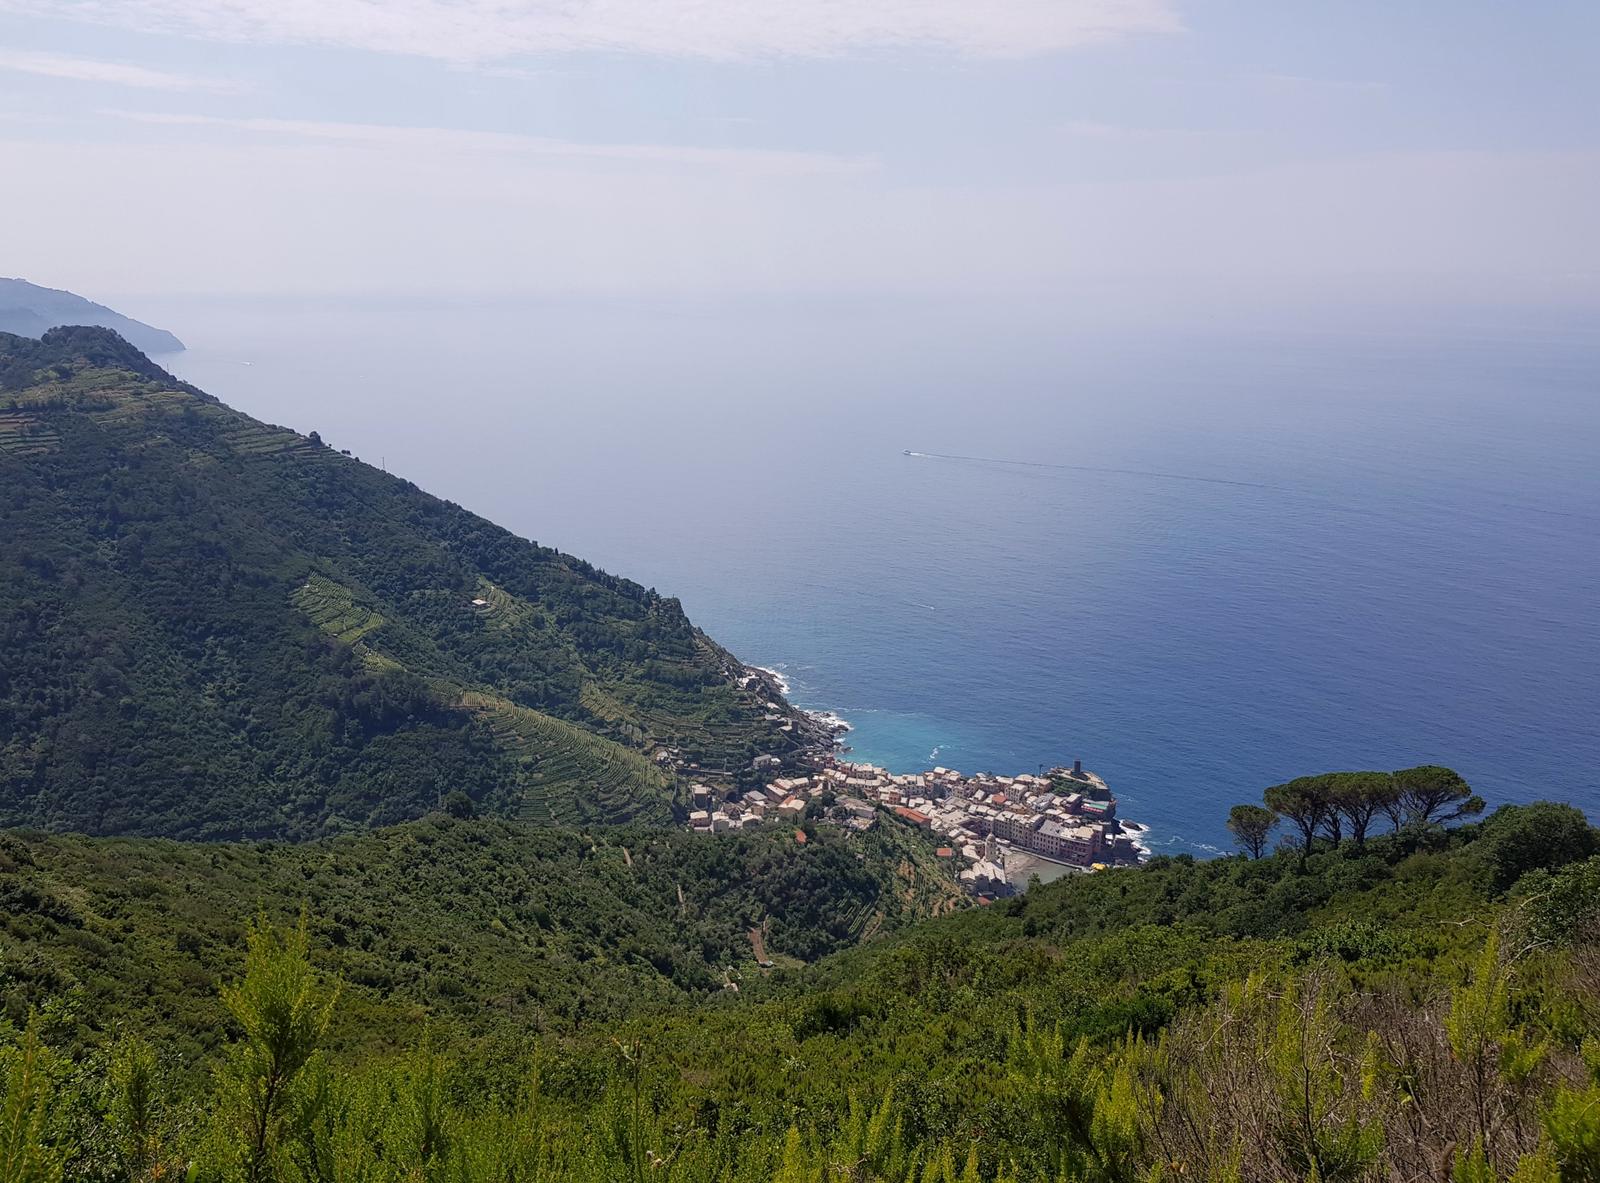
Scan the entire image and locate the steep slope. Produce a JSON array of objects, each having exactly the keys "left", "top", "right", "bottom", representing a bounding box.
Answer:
[
  {"left": 0, "top": 327, "right": 820, "bottom": 838},
  {"left": 0, "top": 814, "right": 965, "bottom": 1059},
  {"left": 0, "top": 278, "right": 184, "bottom": 354}
]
